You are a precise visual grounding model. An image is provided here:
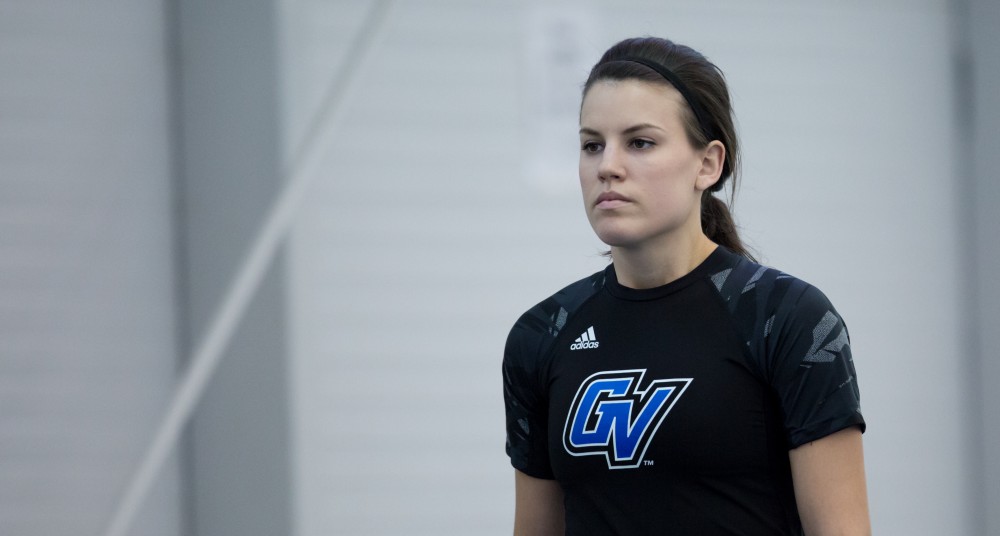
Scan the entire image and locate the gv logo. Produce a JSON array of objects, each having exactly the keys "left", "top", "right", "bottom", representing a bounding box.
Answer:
[{"left": 563, "top": 369, "right": 691, "bottom": 469}]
